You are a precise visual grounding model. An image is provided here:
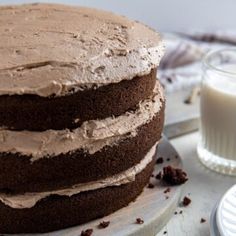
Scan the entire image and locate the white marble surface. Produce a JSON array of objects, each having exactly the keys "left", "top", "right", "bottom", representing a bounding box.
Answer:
[{"left": 157, "top": 132, "right": 235, "bottom": 236}]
